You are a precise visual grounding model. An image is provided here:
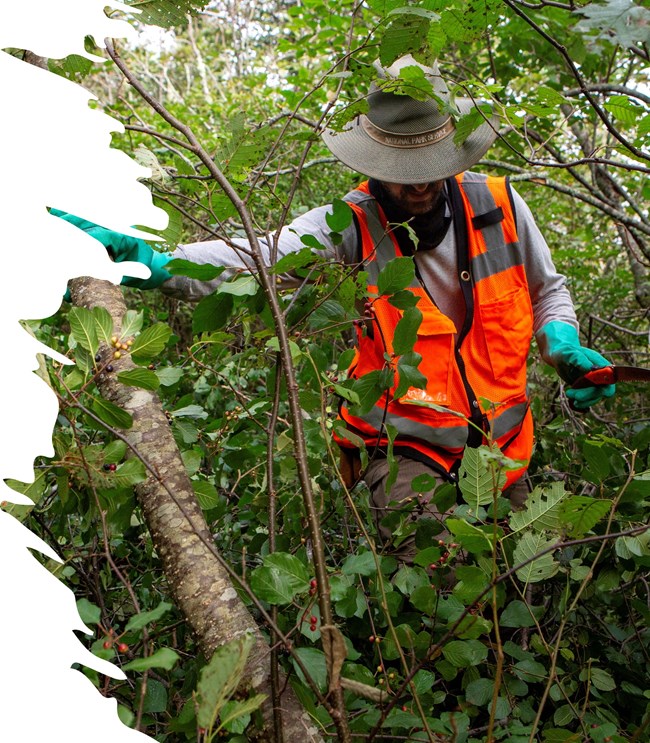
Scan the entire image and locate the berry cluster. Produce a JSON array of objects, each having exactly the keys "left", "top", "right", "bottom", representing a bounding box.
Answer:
[
  {"left": 110, "top": 334, "right": 133, "bottom": 360},
  {"left": 428, "top": 539, "right": 459, "bottom": 570},
  {"left": 101, "top": 628, "right": 128, "bottom": 653}
]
